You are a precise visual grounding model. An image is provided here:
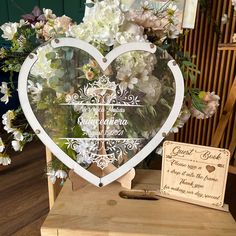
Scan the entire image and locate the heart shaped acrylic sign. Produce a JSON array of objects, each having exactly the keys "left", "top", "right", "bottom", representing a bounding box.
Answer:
[{"left": 18, "top": 38, "right": 184, "bottom": 187}]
